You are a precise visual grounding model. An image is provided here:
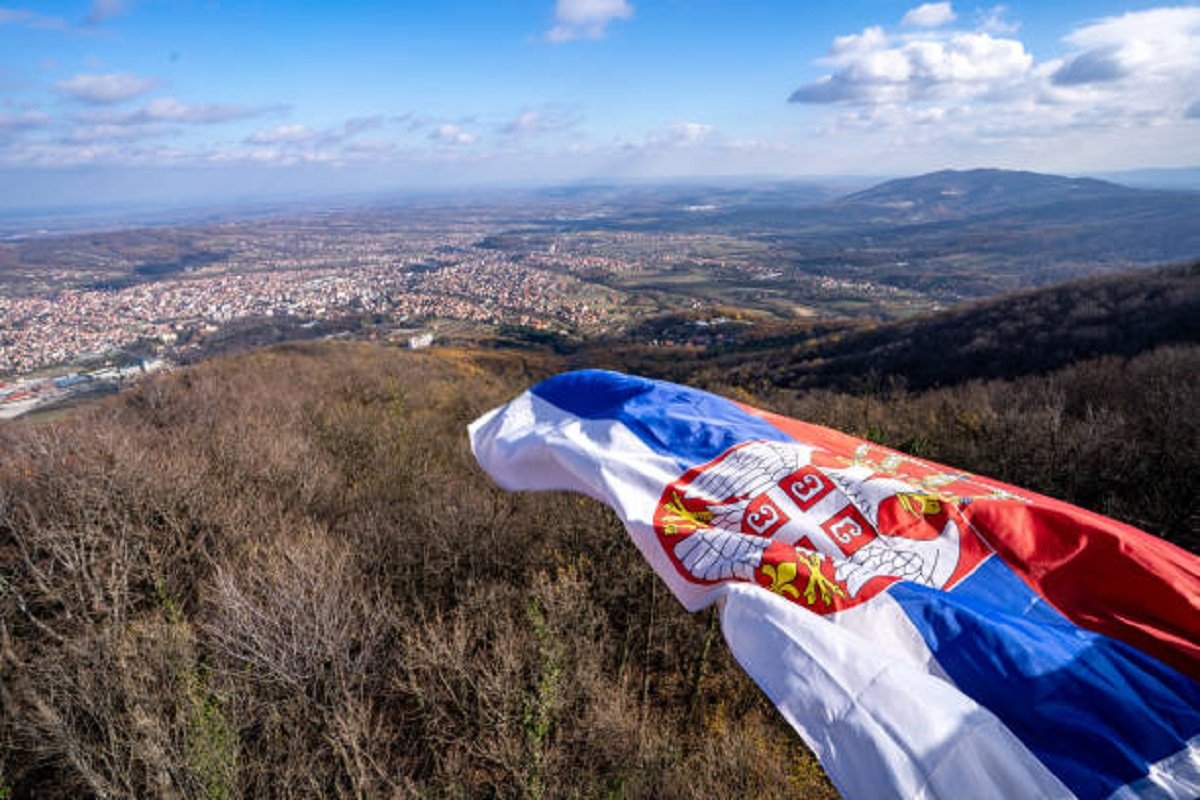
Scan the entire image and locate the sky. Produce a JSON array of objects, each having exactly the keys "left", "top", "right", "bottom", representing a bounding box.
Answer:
[{"left": 2, "top": 0, "right": 1199, "bottom": 209}]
